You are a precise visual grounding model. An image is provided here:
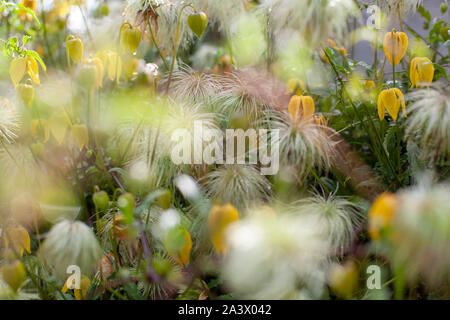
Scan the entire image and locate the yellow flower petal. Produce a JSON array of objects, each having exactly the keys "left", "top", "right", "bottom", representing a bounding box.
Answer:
[
  {"left": 208, "top": 204, "right": 240, "bottom": 255},
  {"left": 9, "top": 57, "right": 27, "bottom": 87},
  {"left": 27, "top": 57, "right": 40, "bottom": 85}
]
